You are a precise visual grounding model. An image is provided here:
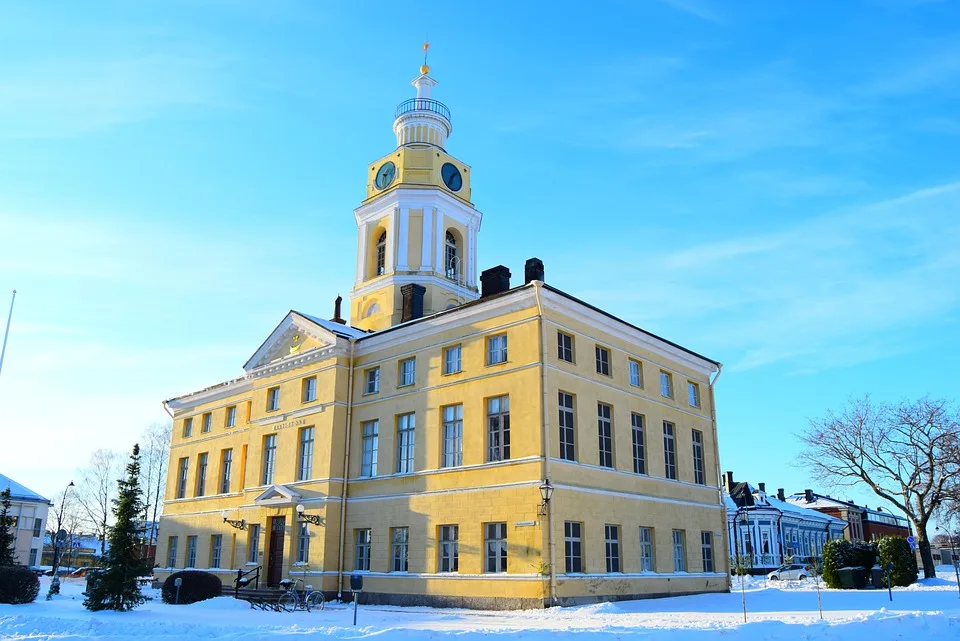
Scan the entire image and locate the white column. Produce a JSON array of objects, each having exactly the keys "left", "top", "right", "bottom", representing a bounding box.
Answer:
[
  {"left": 355, "top": 222, "right": 368, "bottom": 285},
  {"left": 396, "top": 207, "right": 409, "bottom": 271},
  {"left": 421, "top": 207, "right": 433, "bottom": 271},
  {"left": 384, "top": 209, "right": 396, "bottom": 273},
  {"left": 435, "top": 209, "right": 445, "bottom": 276},
  {"left": 467, "top": 223, "right": 477, "bottom": 287}
]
